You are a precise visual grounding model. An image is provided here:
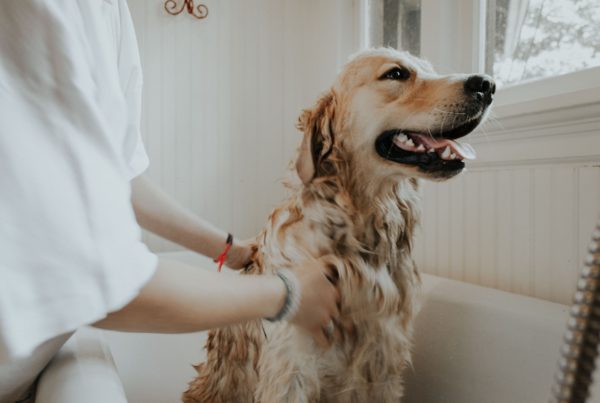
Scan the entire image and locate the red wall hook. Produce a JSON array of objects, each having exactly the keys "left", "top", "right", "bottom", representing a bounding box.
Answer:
[{"left": 164, "top": 0, "right": 208, "bottom": 20}]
